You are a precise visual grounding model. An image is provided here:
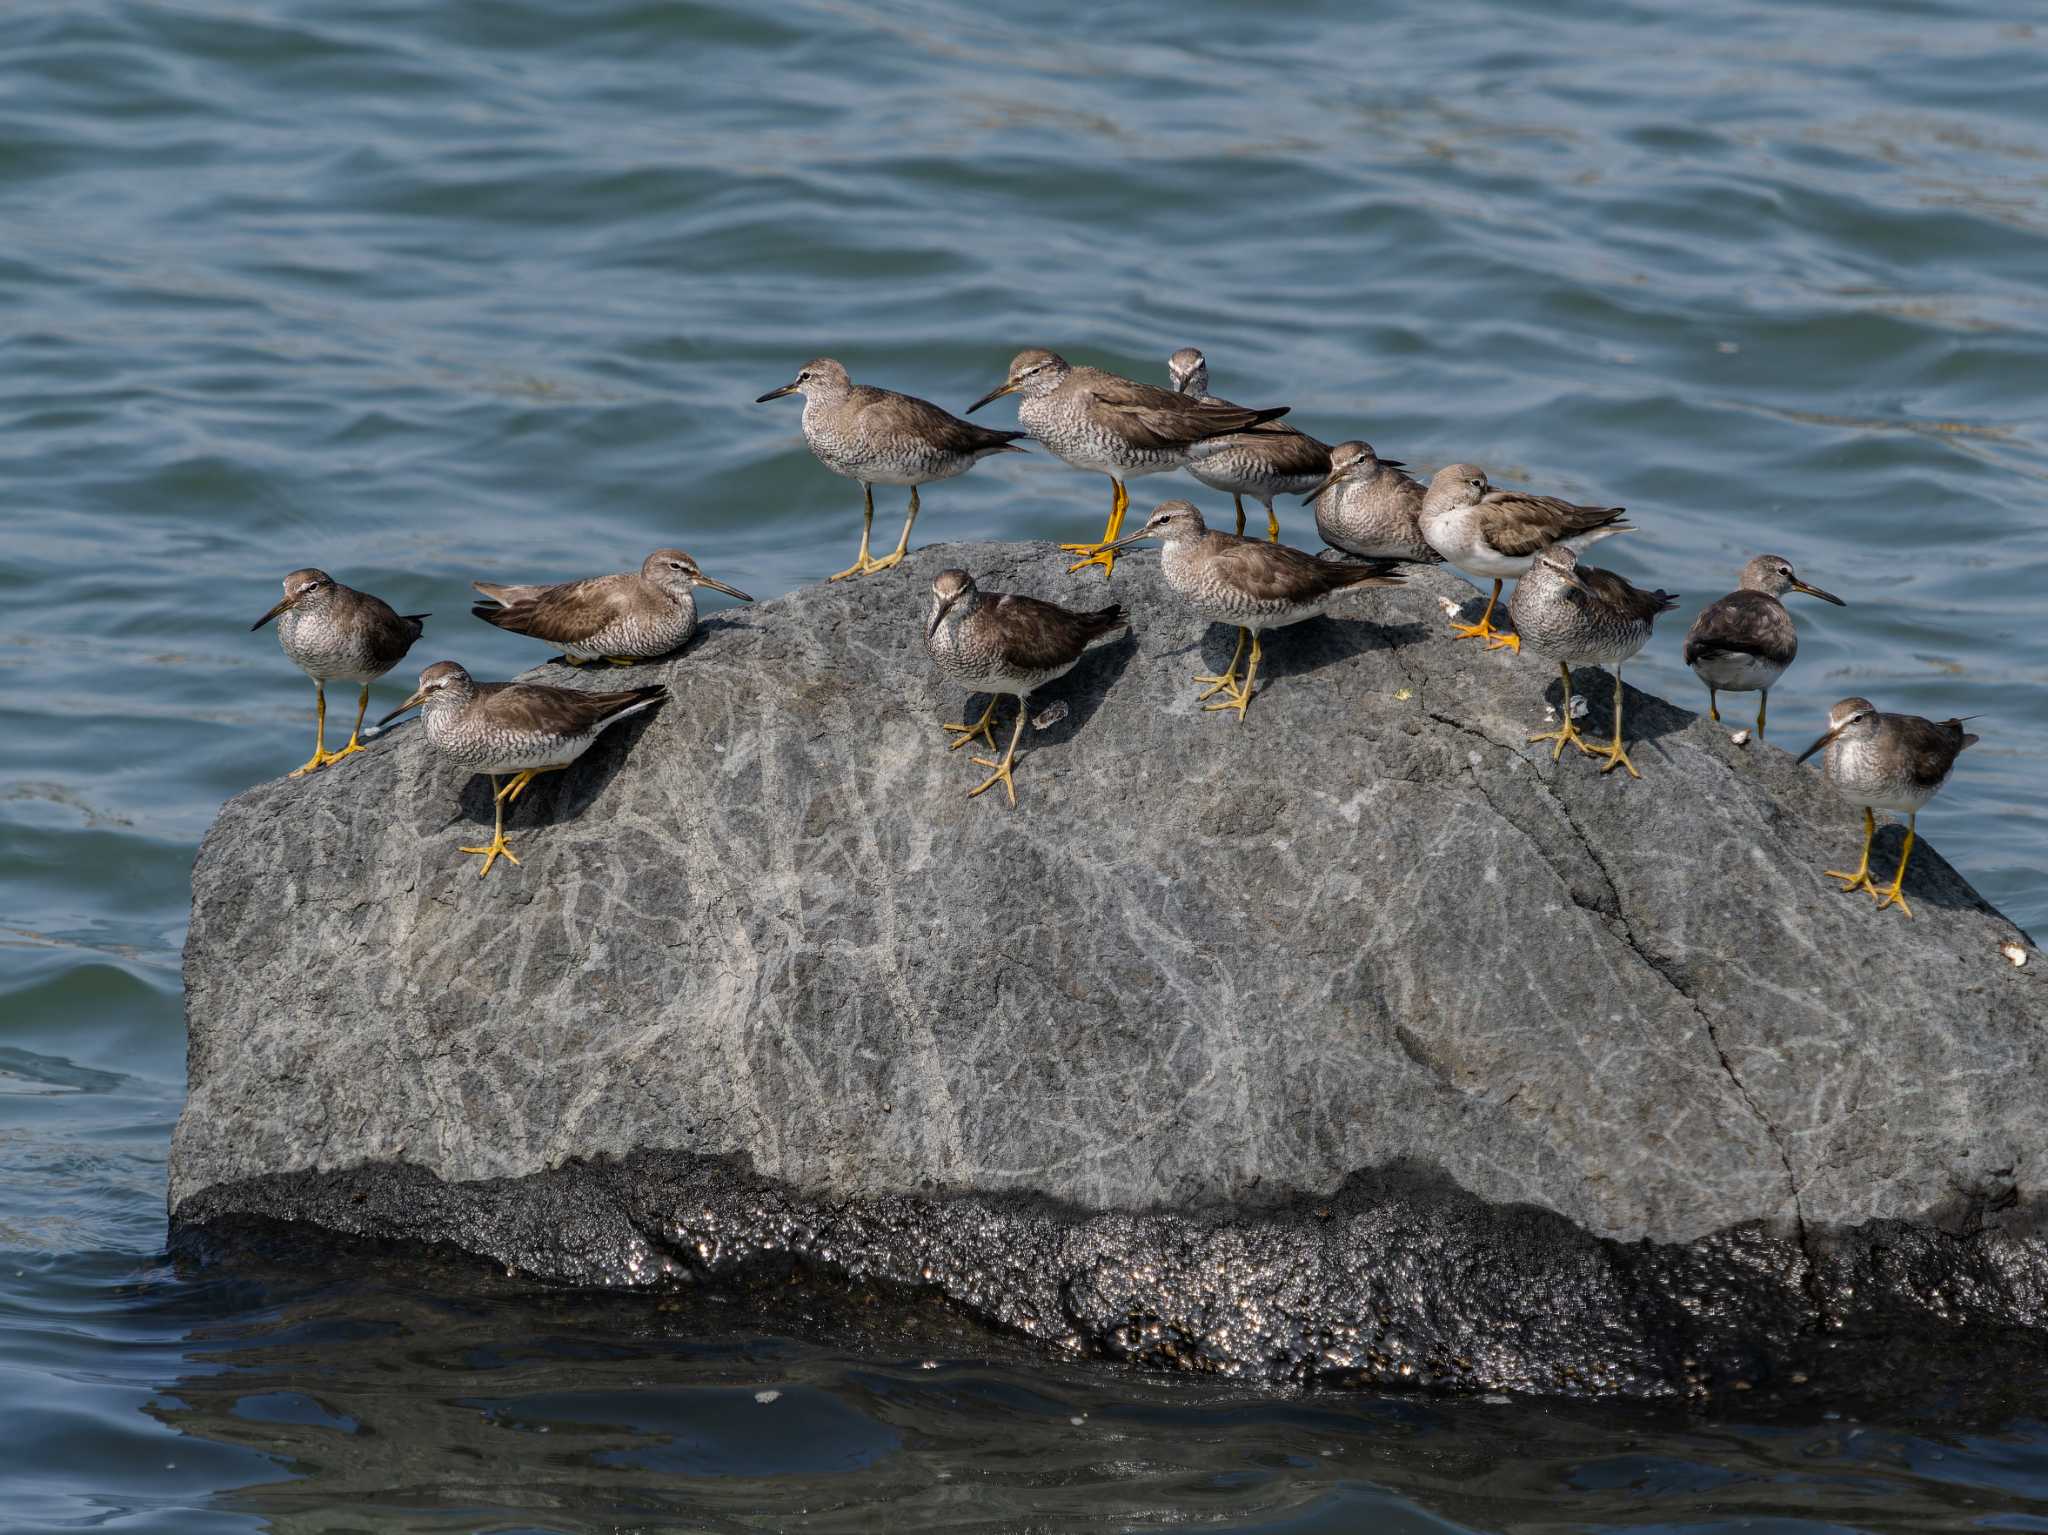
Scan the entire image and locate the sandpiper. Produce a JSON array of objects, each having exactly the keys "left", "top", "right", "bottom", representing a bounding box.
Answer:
[
  {"left": 1798, "top": 698, "right": 1977, "bottom": 918},
  {"left": 1106, "top": 500, "right": 1402, "bottom": 721},
  {"left": 471, "top": 548, "right": 752, "bottom": 666},
  {"left": 1166, "top": 347, "right": 1330, "bottom": 543},
  {"left": 1303, "top": 440, "right": 1438, "bottom": 565},
  {"left": 757, "top": 358, "right": 1026, "bottom": 581},
  {"left": 379, "top": 661, "right": 664, "bottom": 877},
  {"left": 966, "top": 349, "right": 1289, "bottom": 578},
  {"left": 252, "top": 569, "right": 427, "bottom": 777},
  {"left": 923, "top": 569, "right": 1127, "bottom": 806},
  {"left": 1508, "top": 546, "right": 1678, "bottom": 778},
  {"left": 1418, "top": 464, "right": 1630, "bottom": 651},
  {"left": 1683, "top": 555, "right": 1844, "bottom": 737}
]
